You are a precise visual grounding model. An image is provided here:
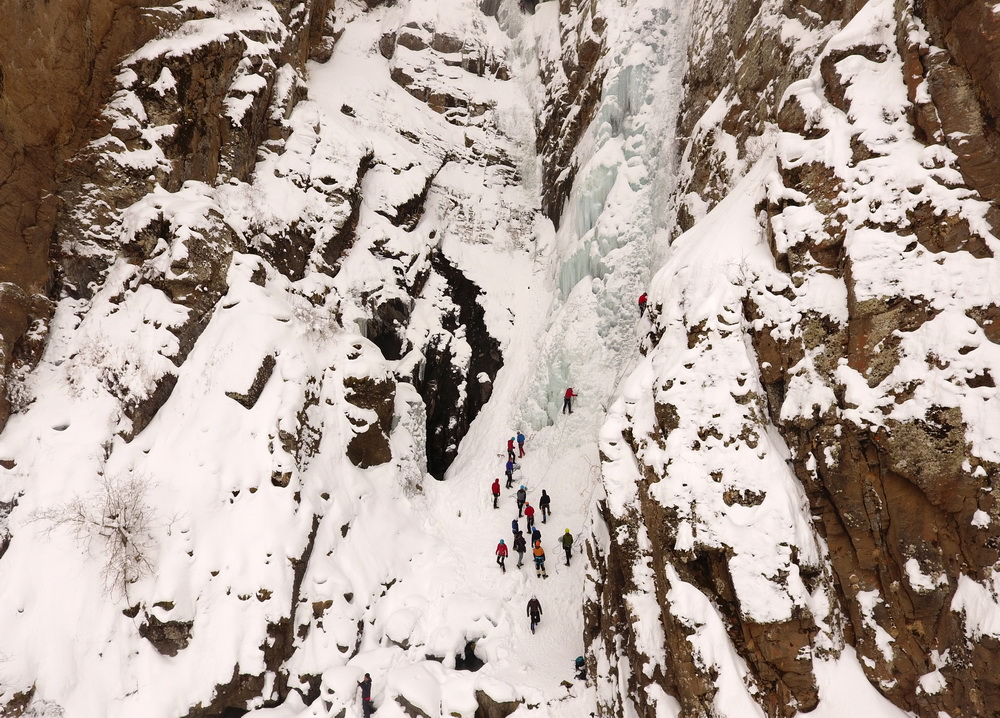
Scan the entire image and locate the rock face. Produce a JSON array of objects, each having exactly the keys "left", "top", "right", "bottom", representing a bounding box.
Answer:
[
  {"left": 534, "top": 0, "right": 607, "bottom": 227},
  {"left": 585, "top": 0, "right": 1000, "bottom": 716},
  {"left": 6, "top": 0, "right": 1000, "bottom": 715},
  {"left": 0, "top": 0, "right": 528, "bottom": 715},
  {"left": 0, "top": 0, "right": 173, "bottom": 432}
]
